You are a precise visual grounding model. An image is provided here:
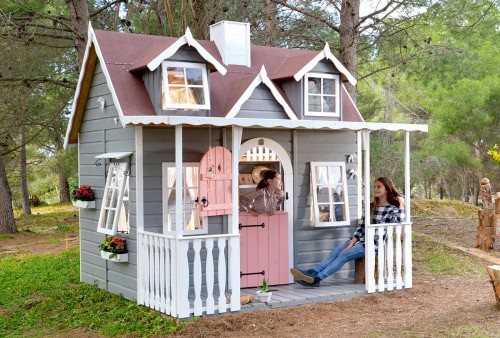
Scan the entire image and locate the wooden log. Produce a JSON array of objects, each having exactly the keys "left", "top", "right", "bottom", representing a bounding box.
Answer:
[
  {"left": 486, "top": 265, "right": 500, "bottom": 309},
  {"left": 480, "top": 178, "right": 493, "bottom": 210},
  {"left": 354, "top": 258, "right": 379, "bottom": 284},
  {"left": 477, "top": 209, "right": 496, "bottom": 250}
]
